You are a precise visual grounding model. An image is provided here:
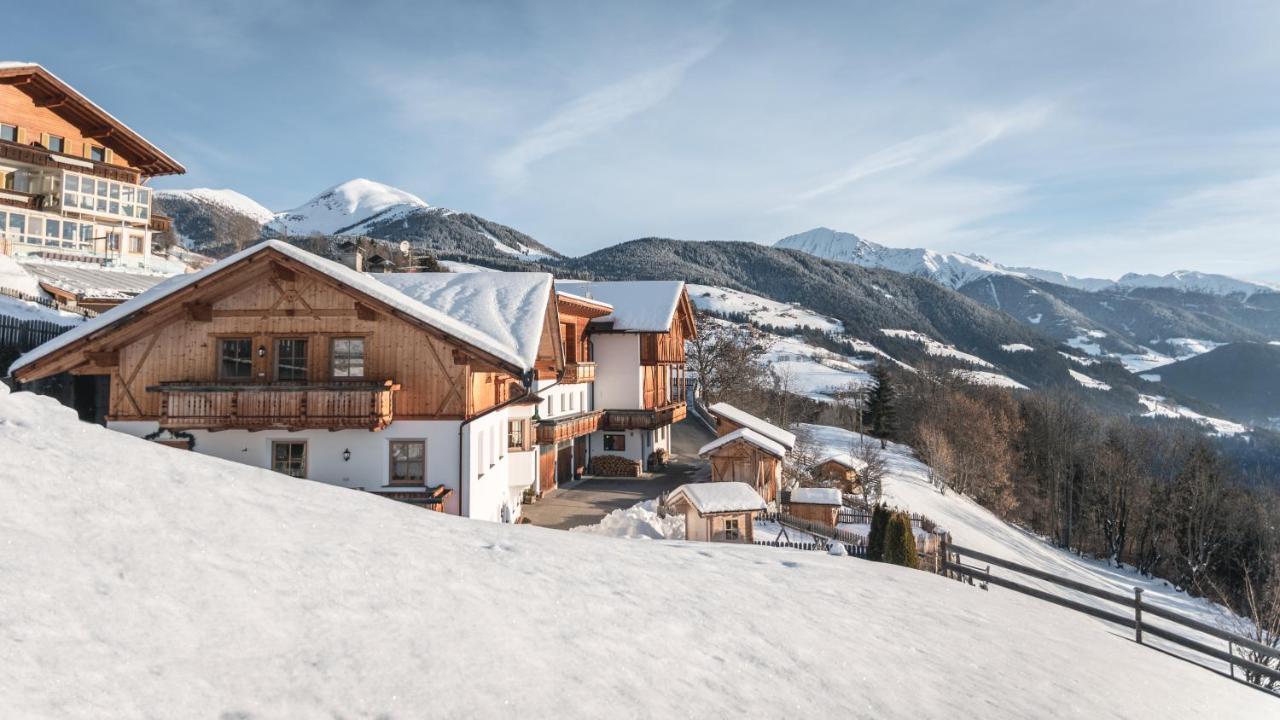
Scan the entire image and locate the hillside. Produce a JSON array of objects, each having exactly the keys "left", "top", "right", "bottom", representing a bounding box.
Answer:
[
  {"left": 1151, "top": 343, "right": 1280, "bottom": 425},
  {"left": 0, "top": 385, "right": 1272, "bottom": 717},
  {"left": 154, "top": 179, "right": 560, "bottom": 261}
]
